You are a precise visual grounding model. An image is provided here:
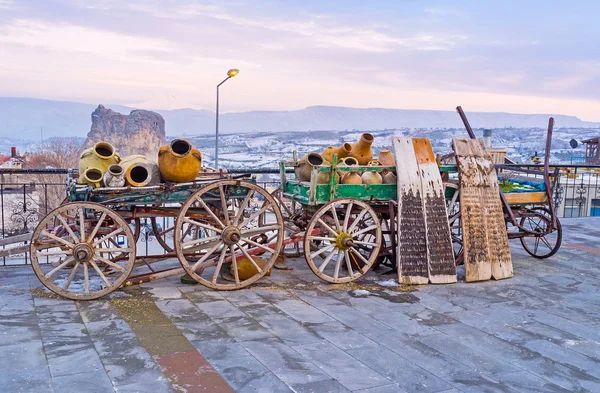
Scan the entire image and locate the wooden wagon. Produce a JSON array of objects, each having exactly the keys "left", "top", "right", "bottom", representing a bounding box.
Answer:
[
  {"left": 277, "top": 156, "right": 398, "bottom": 283},
  {"left": 443, "top": 109, "right": 563, "bottom": 264},
  {"left": 29, "top": 174, "right": 287, "bottom": 300}
]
